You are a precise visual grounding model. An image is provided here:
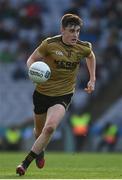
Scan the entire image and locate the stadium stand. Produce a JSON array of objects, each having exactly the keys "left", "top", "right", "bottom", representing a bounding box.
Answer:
[{"left": 0, "top": 0, "right": 122, "bottom": 151}]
